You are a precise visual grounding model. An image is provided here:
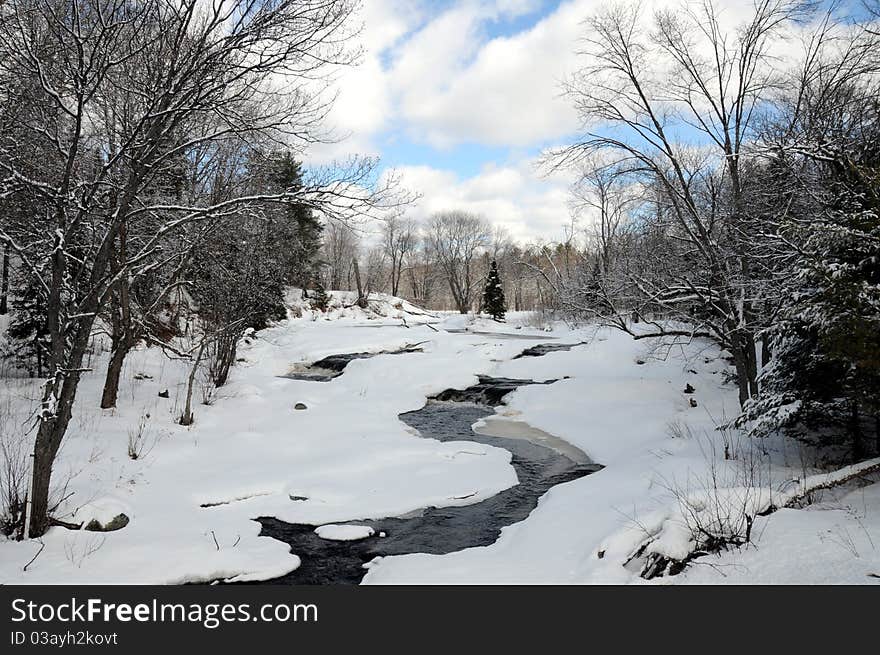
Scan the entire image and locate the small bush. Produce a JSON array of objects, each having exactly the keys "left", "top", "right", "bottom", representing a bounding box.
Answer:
[
  {"left": 0, "top": 407, "right": 28, "bottom": 539},
  {"left": 127, "top": 411, "right": 155, "bottom": 460}
]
